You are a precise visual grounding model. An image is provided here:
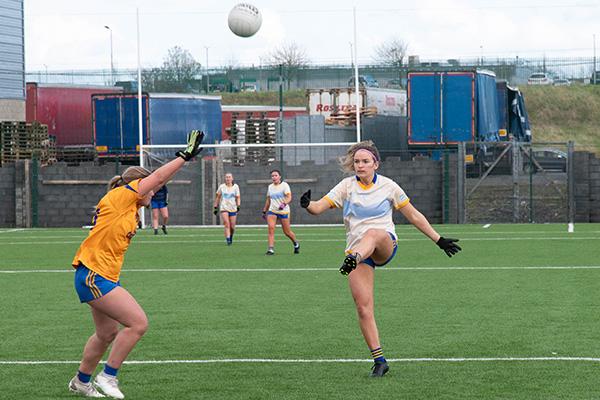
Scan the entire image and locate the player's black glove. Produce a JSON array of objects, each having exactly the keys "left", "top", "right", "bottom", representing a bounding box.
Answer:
[
  {"left": 261, "top": 211, "right": 267, "bottom": 220},
  {"left": 300, "top": 190, "right": 311, "bottom": 208},
  {"left": 213, "top": 206, "right": 219, "bottom": 215},
  {"left": 436, "top": 237, "right": 461, "bottom": 257},
  {"left": 176, "top": 130, "right": 204, "bottom": 161},
  {"left": 237, "top": 205, "right": 240, "bottom": 212}
]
